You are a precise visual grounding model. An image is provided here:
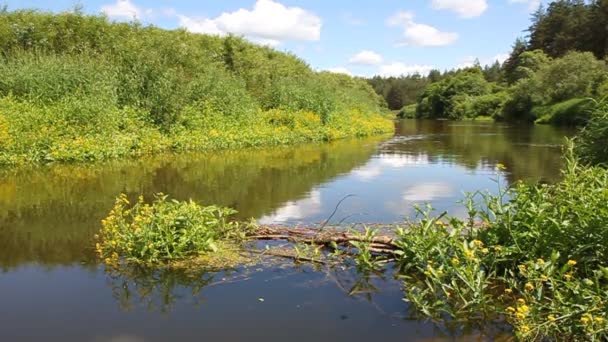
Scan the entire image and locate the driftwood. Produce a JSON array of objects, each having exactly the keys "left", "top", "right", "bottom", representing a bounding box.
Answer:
[{"left": 245, "top": 225, "right": 399, "bottom": 257}]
